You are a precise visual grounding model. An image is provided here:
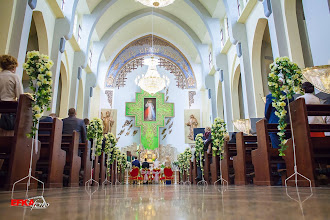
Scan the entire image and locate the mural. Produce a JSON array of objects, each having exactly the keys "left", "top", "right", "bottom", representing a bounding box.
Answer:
[{"left": 105, "top": 35, "right": 196, "bottom": 89}]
